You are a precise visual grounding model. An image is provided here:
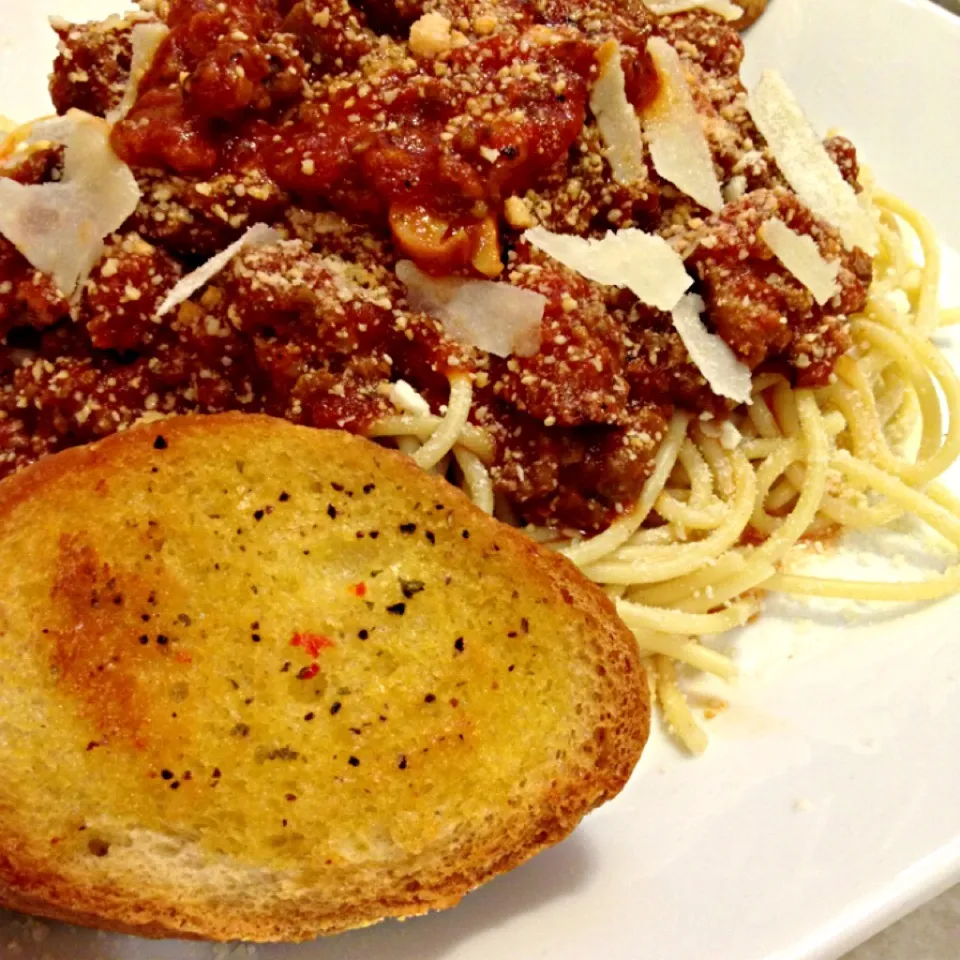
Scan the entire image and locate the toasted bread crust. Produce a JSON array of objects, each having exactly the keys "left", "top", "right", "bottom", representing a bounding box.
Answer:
[
  {"left": 0, "top": 414, "right": 648, "bottom": 941},
  {"left": 736, "top": 0, "right": 769, "bottom": 29}
]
